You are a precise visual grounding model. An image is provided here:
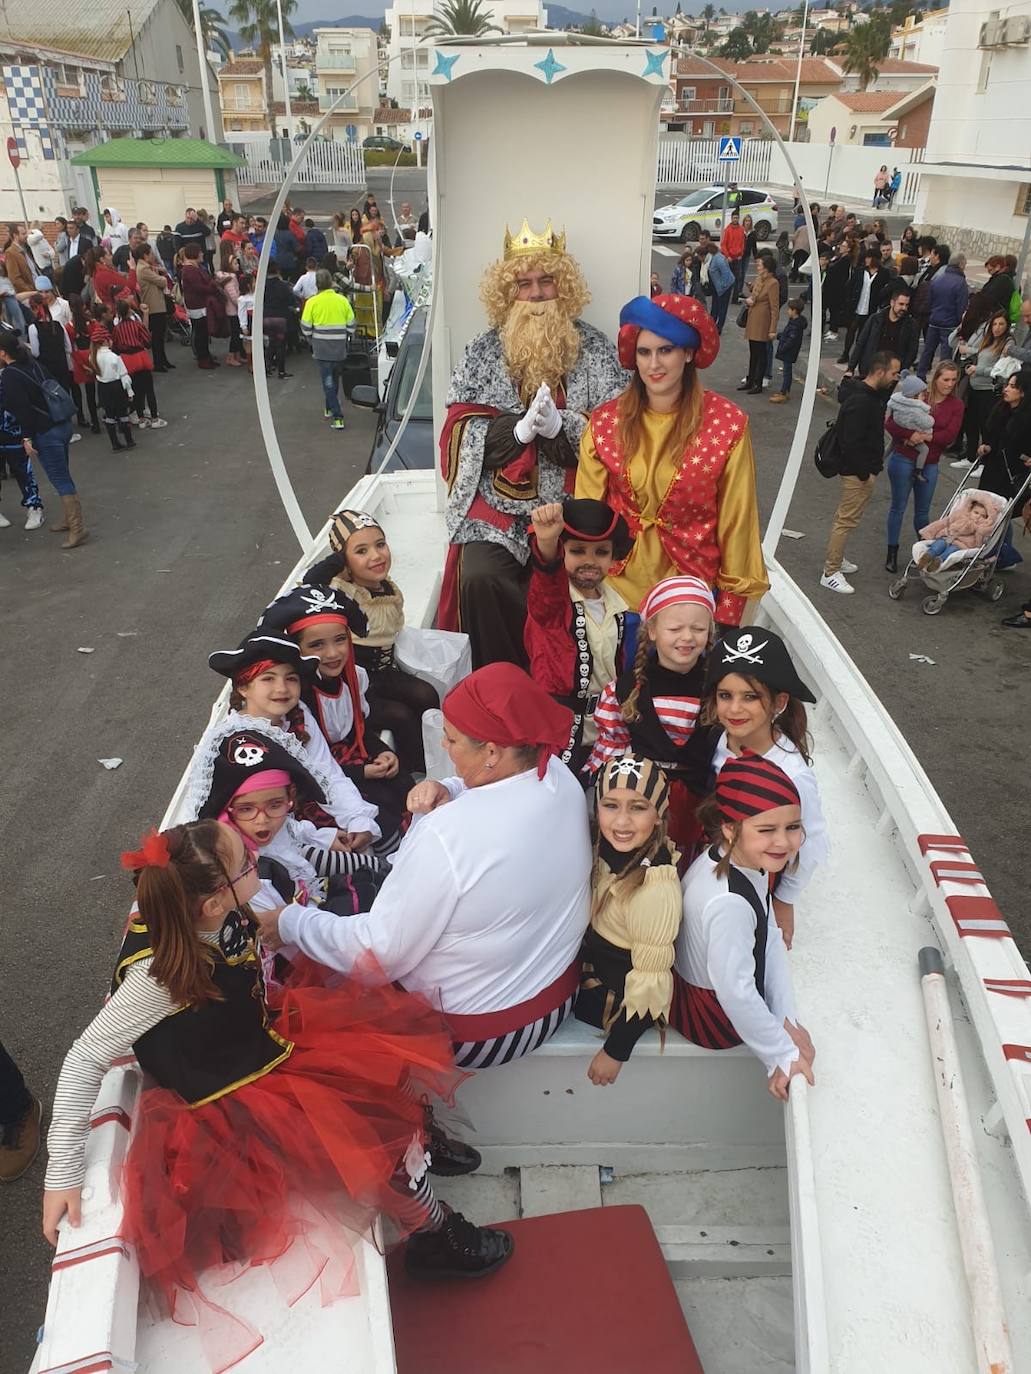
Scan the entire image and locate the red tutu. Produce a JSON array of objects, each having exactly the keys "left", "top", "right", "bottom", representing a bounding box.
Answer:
[
  {"left": 121, "top": 979, "right": 463, "bottom": 1368},
  {"left": 668, "top": 779, "right": 704, "bottom": 875}
]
